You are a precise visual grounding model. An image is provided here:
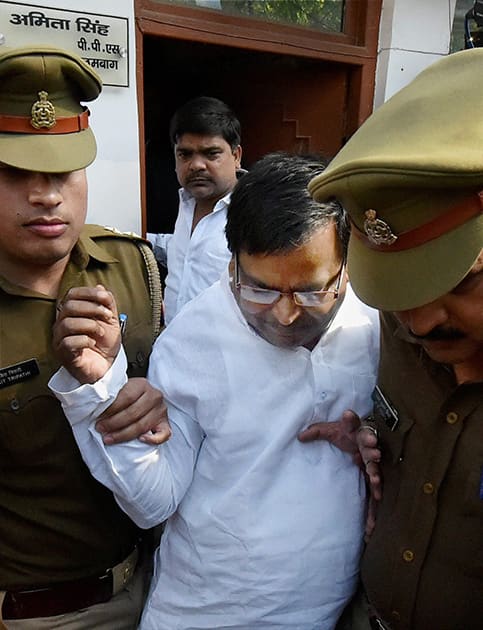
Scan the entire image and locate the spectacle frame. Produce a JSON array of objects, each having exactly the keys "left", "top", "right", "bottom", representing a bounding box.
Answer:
[{"left": 234, "top": 254, "right": 345, "bottom": 307}]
